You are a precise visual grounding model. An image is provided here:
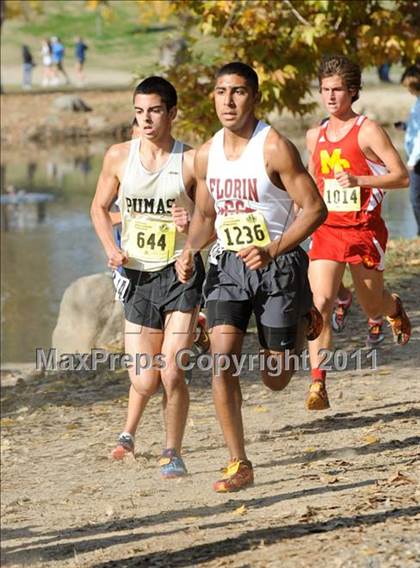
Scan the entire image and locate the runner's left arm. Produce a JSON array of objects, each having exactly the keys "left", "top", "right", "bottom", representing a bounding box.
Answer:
[
  {"left": 176, "top": 142, "right": 217, "bottom": 282},
  {"left": 335, "top": 120, "right": 409, "bottom": 190},
  {"left": 172, "top": 147, "right": 196, "bottom": 234},
  {"left": 238, "top": 133, "right": 327, "bottom": 269}
]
